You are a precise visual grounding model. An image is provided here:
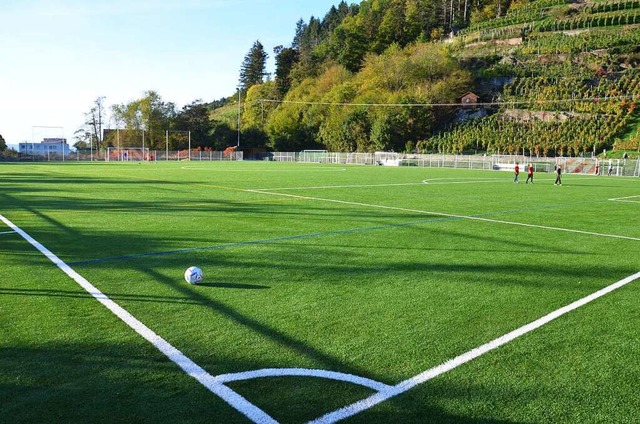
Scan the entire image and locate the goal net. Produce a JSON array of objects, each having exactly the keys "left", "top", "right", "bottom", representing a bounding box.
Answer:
[
  {"left": 106, "top": 147, "right": 150, "bottom": 162},
  {"left": 299, "top": 150, "right": 328, "bottom": 163},
  {"left": 374, "top": 151, "right": 400, "bottom": 166}
]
